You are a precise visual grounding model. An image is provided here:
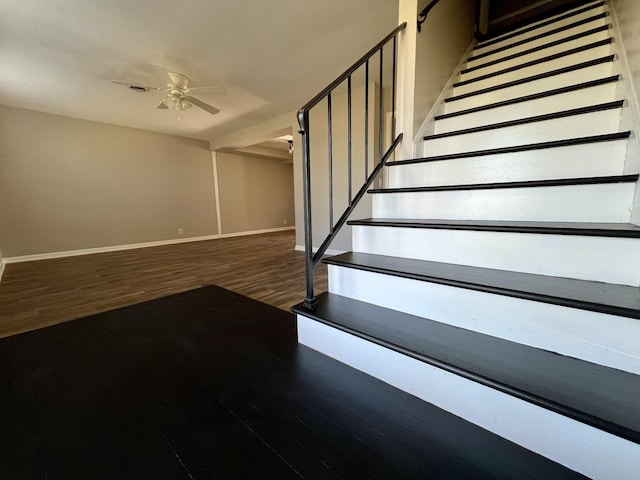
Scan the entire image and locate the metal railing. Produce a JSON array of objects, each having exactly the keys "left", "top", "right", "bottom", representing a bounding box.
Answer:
[
  {"left": 418, "top": 0, "right": 442, "bottom": 32},
  {"left": 297, "top": 23, "right": 407, "bottom": 309}
]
